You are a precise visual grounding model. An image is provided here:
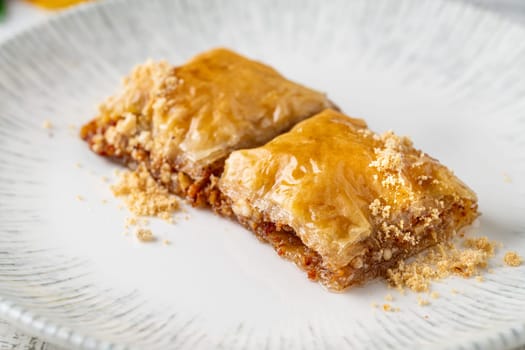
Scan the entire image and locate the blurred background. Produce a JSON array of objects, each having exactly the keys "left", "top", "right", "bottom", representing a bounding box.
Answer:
[
  {"left": 0, "top": 0, "right": 90, "bottom": 41},
  {"left": 0, "top": 0, "right": 524, "bottom": 43}
]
